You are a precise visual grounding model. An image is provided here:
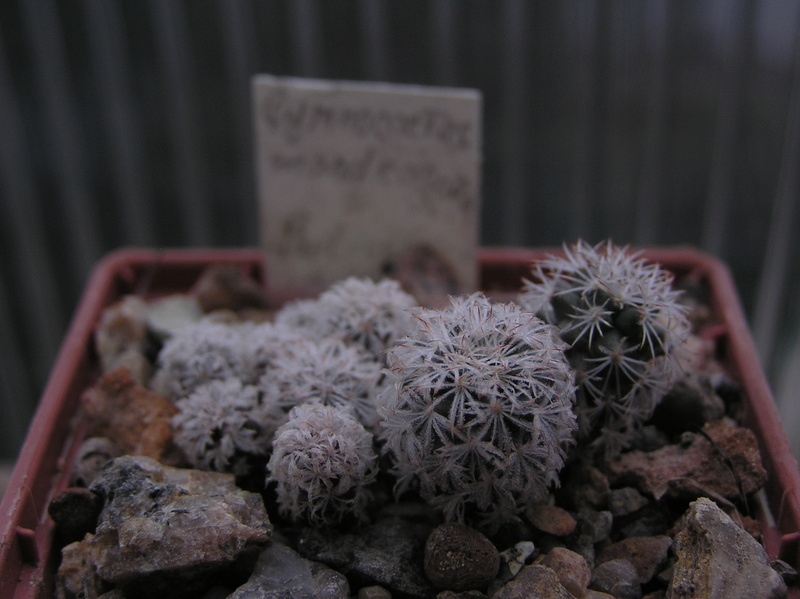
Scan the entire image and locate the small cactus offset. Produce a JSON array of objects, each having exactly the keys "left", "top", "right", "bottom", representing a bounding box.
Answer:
[
  {"left": 379, "top": 293, "right": 577, "bottom": 529},
  {"left": 258, "top": 337, "right": 386, "bottom": 429},
  {"left": 275, "top": 277, "right": 418, "bottom": 360},
  {"left": 518, "top": 240, "right": 690, "bottom": 456},
  {"left": 267, "top": 402, "right": 378, "bottom": 525},
  {"left": 171, "top": 378, "right": 282, "bottom": 473}
]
